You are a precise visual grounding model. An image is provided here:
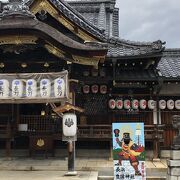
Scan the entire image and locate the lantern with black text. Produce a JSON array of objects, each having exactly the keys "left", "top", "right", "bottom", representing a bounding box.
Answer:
[
  {"left": 140, "top": 99, "right": 147, "bottom": 109},
  {"left": 116, "top": 99, "right": 123, "bottom": 109},
  {"left": 132, "top": 99, "right": 139, "bottom": 109},
  {"left": 159, "top": 100, "right": 166, "bottom": 110},
  {"left": 175, "top": 100, "right": 180, "bottom": 110},
  {"left": 0, "top": 79, "right": 9, "bottom": 98},
  {"left": 12, "top": 79, "right": 23, "bottom": 98},
  {"left": 40, "top": 79, "right": 51, "bottom": 98},
  {"left": 167, "top": 99, "right": 174, "bottom": 110},
  {"left": 54, "top": 78, "right": 65, "bottom": 98},
  {"left": 148, "top": 100, "right": 156, "bottom": 110},
  {"left": 124, "top": 100, "right": 131, "bottom": 109},
  {"left": 63, "top": 113, "right": 77, "bottom": 136},
  {"left": 26, "top": 79, "right": 37, "bottom": 98},
  {"left": 109, "top": 99, "right": 116, "bottom": 109}
]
